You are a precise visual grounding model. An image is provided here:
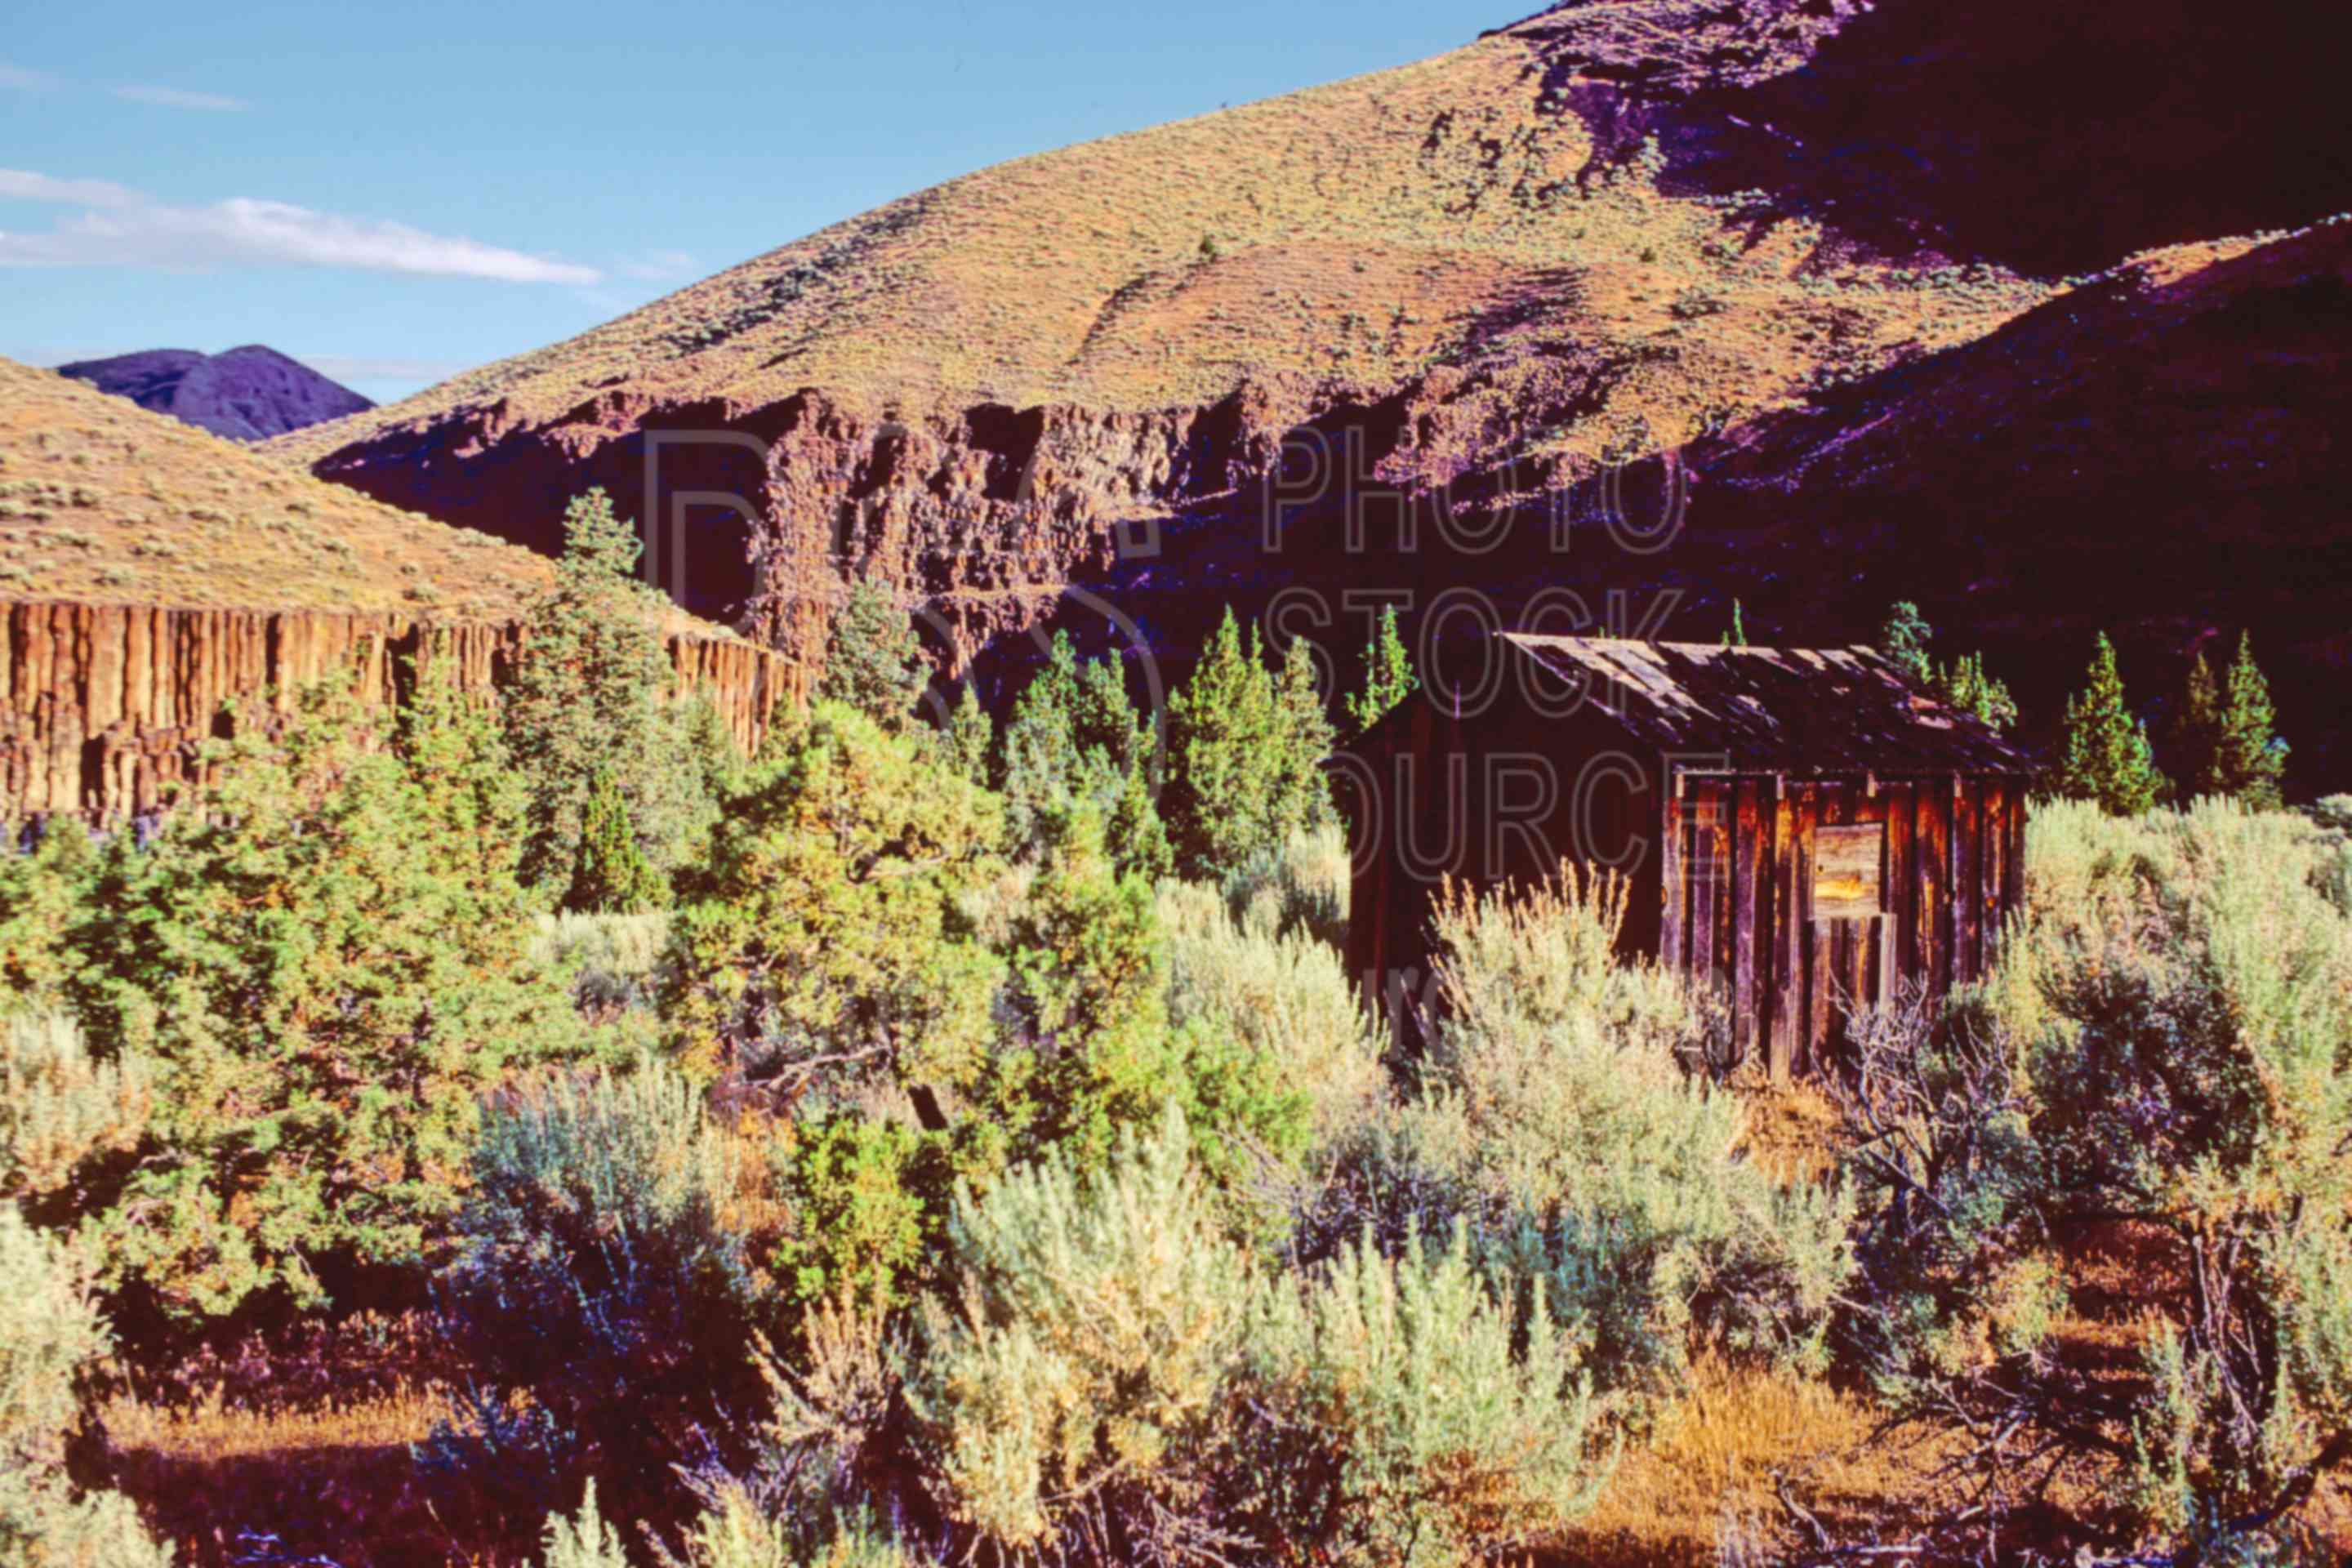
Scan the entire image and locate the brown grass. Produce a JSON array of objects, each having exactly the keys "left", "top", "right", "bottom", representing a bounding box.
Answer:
[{"left": 1553, "top": 1358, "right": 1954, "bottom": 1567}]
